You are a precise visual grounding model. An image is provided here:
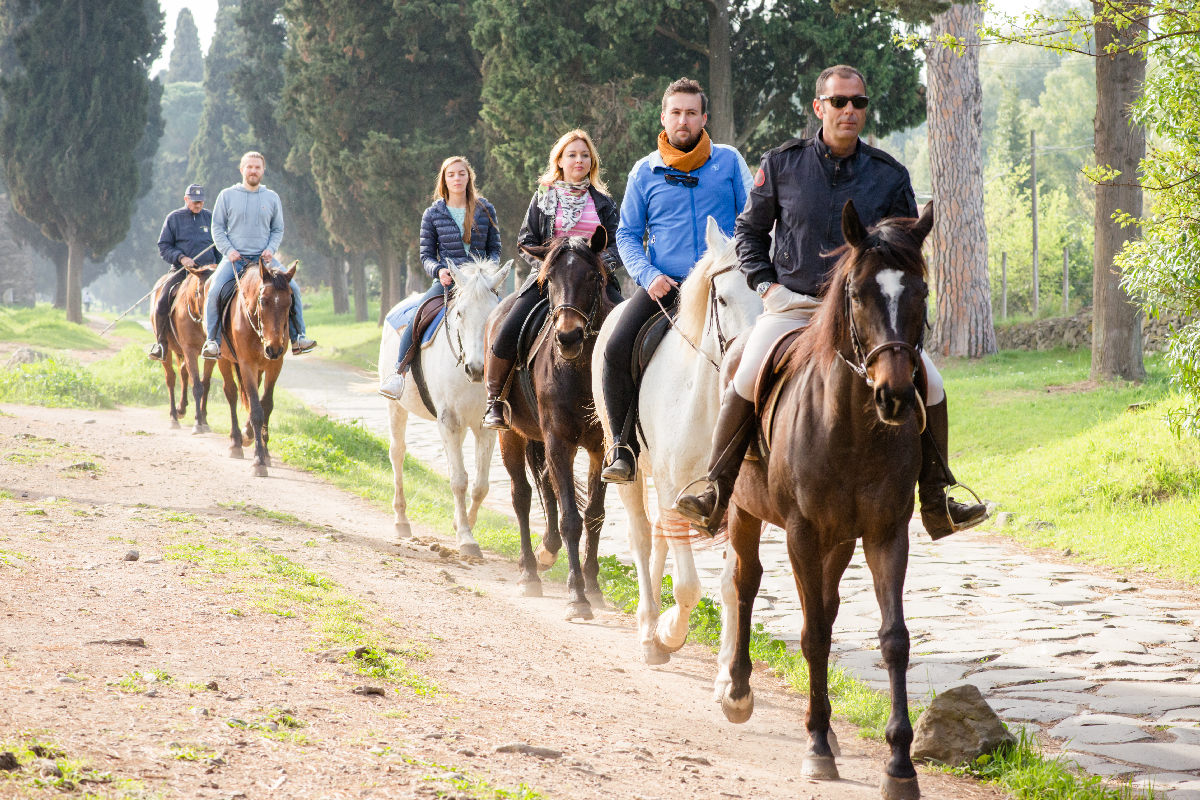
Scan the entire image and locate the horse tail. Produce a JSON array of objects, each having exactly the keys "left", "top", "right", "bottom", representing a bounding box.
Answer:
[{"left": 525, "top": 441, "right": 549, "bottom": 516}]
